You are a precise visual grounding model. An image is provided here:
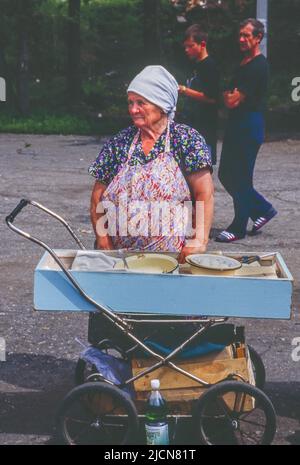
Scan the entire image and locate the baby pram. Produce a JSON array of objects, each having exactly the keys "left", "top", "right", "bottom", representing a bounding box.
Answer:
[{"left": 6, "top": 199, "right": 293, "bottom": 445}]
